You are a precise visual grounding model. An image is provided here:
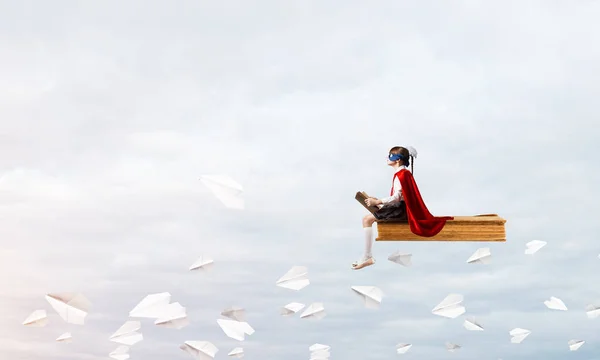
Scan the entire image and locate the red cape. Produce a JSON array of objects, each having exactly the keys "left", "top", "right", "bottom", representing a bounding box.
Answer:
[{"left": 395, "top": 168, "right": 454, "bottom": 237}]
